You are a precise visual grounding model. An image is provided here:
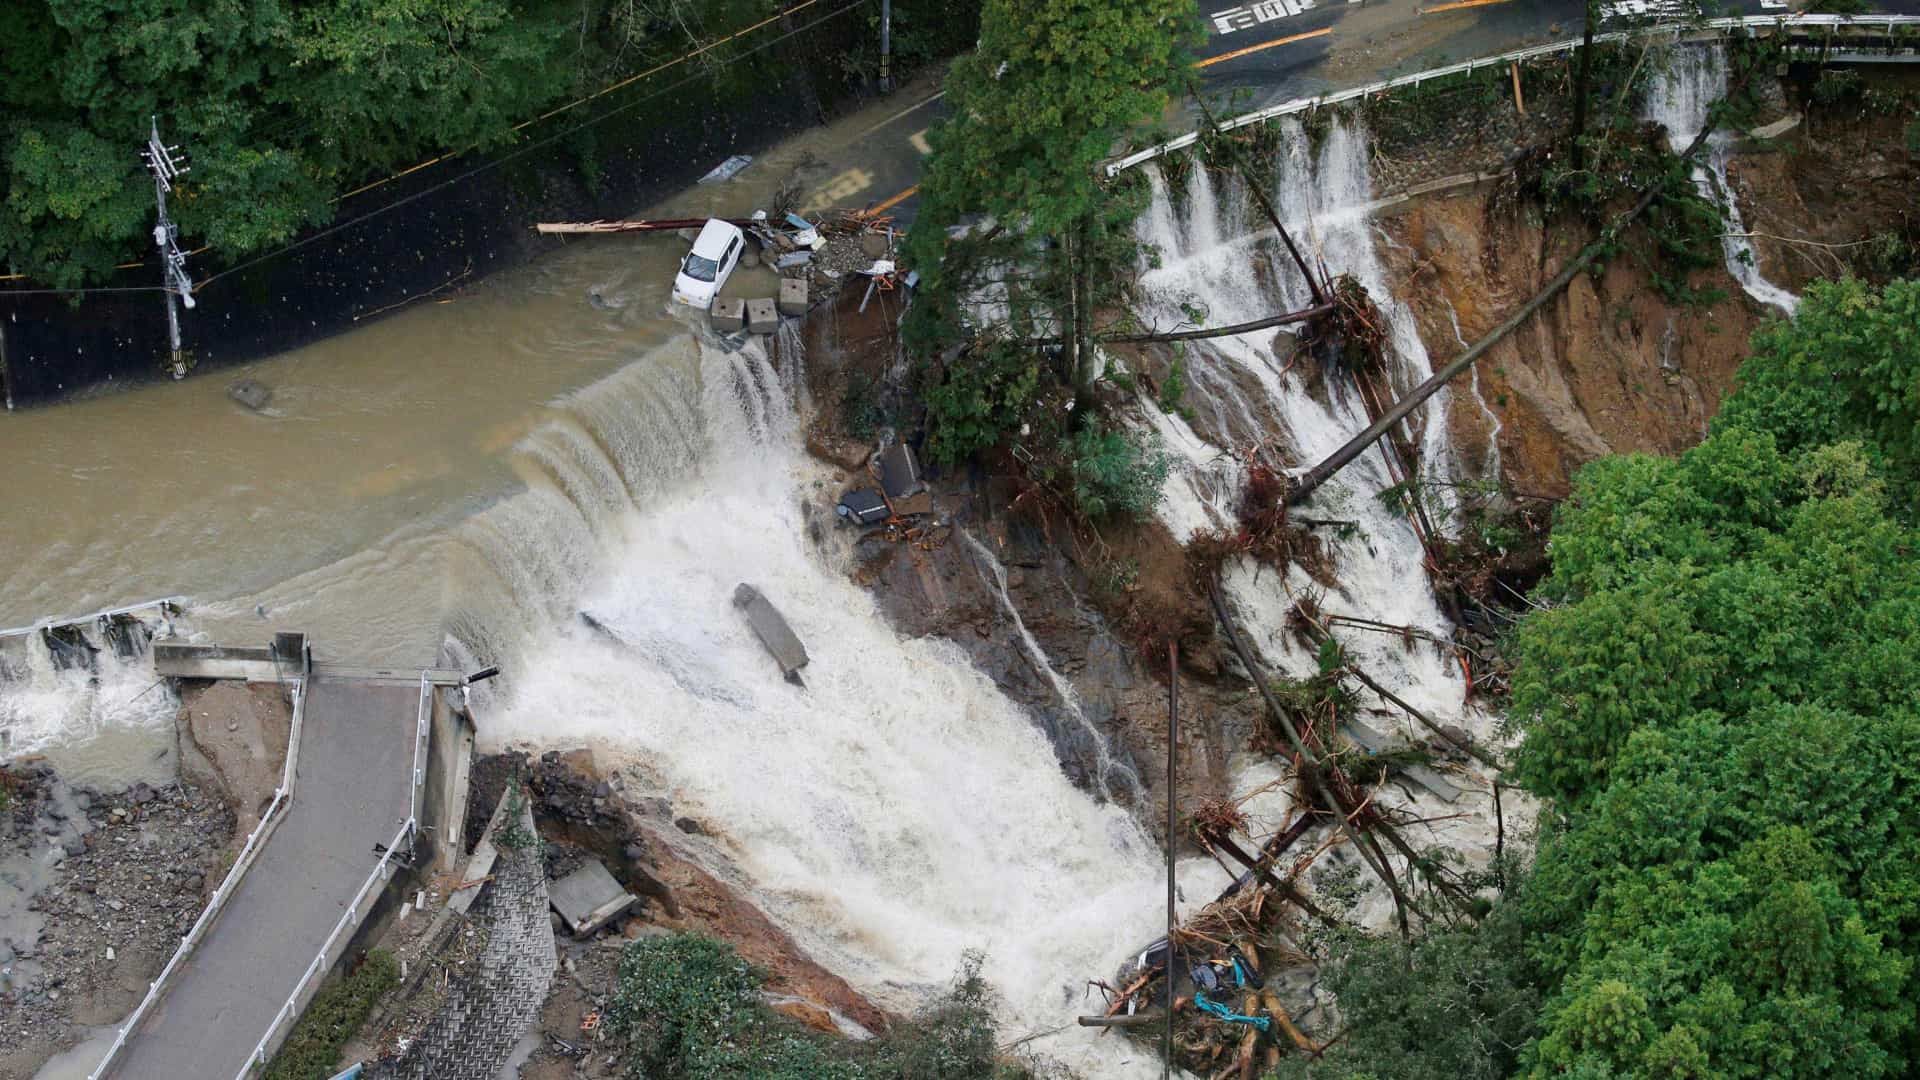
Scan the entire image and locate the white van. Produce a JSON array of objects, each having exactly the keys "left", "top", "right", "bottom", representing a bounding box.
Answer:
[{"left": 672, "top": 218, "right": 746, "bottom": 309}]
